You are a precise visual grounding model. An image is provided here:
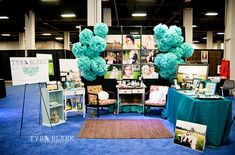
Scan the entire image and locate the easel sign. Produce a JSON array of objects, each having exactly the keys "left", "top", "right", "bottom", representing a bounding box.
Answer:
[{"left": 10, "top": 57, "right": 49, "bottom": 86}]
